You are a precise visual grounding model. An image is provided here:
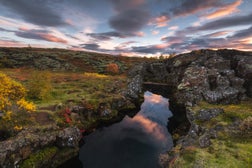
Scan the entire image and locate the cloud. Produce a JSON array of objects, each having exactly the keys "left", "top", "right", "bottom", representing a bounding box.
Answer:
[
  {"left": 152, "top": 30, "right": 159, "bottom": 35},
  {"left": 109, "top": 0, "right": 145, "bottom": 11},
  {"left": 154, "top": 0, "right": 242, "bottom": 24},
  {"left": 168, "top": 26, "right": 179, "bottom": 30},
  {"left": 135, "top": 31, "right": 145, "bottom": 37},
  {"left": 204, "top": 31, "right": 231, "bottom": 37},
  {"left": 115, "top": 41, "right": 137, "bottom": 50},
  {"left": 160, "top": 25, "right": 252, "bottom": 53},
  {"left": 0, "top": 27, "right": 14, "bottom": 32},
  {"left": 86, "top": 31, "right": 144, "bottom": 41},
  {"left": 81, "top": 43, "right": 100, "bottom": 51},
  {"left": 15, "top": 29, "right": 67, "bottom": 43},
  {"left": 171, "top": 0, "right": 221, "bottom": 17},
  {"left": 229, "top": 26, "right": 252, "bottom": 39},
  {"left": 152, "top": 13, "right": 170, "bottom": 27},
  {"left": 131, "top": 44, "right": 168, "bottom": 54},
  {"left": 205, "top": 0, "right": 242, "bottom": 19},
  {"left": 198, "top": 12, "right": 252, "bottom": 31},
  {"left": 80, "top": 42, "right": 117, "bottom": 53},
  {"left": 161, "top": 35, "right": 186, "bottom": 43},
  {"left": 166, "top": 12, "right": 252, "bottom": 38},
  {"left": 86, "top": 31, "right": 127, "bottom": 41},
  {"left": 0, "top": 39, "right": 27, "bottom": 47},
  {"left": 0, "top": 0, "right": 67, "bottom": 26},
  {"left": 108, "top": 0, "right": 151, "bottom": 35},
  {"left": 109, "top": 9, "right": 150, "bottom": 33}
]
